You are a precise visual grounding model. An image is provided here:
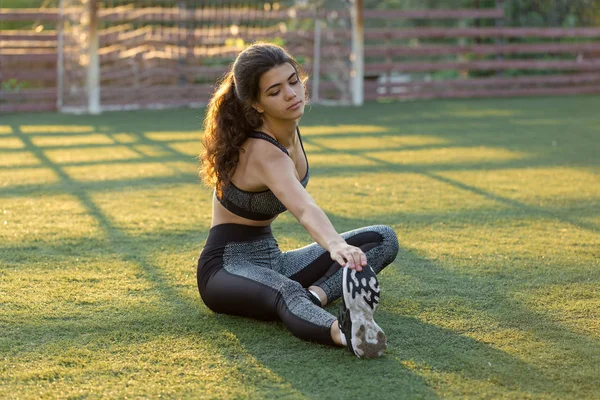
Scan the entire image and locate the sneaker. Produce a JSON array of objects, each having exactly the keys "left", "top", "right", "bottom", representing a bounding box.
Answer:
[{"left": 338, "top": 266, "right": 387, "bottom": 358}]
